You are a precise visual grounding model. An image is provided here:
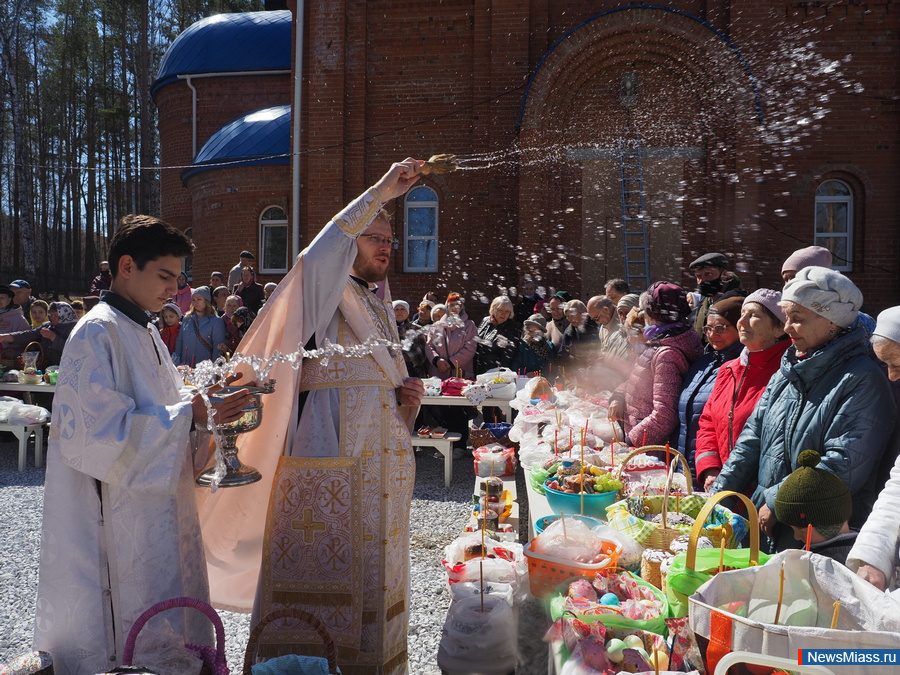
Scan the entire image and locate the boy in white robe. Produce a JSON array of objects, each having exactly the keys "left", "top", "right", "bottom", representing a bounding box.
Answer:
[{"left": 33, "top": 214, "right": 251, "bottom": 675}]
